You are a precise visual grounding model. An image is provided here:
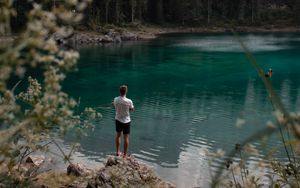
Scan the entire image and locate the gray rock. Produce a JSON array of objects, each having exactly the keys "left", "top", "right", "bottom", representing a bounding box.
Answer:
[
  {"left": 67, "top": 163, "right": 87, "bottom": 177},
  {"left": 102, "top": 35, "right": 114, "bottom": 43},
  {"left": 89, "top": 156, "right": 176, "bottom": 188},
  {"left": 106, "top": 31, "right": 117, "bottom": 38},
  {"left": 121, "top": 31, "right": 139, "bottom": 41},
  {"left": 106, "top": 31, "right": 122, "bottom": 43},
  {"left": 26, "top": 155, "right": 45, "bottom": 167},
  {"left": 105, "top": 156, "right": 119, "bottom": 167}
]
